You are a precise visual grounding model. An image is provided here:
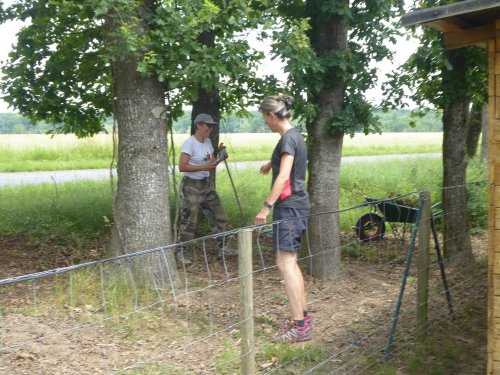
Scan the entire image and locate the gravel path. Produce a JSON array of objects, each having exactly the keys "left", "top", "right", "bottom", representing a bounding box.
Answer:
[{"left": 0, "top": 153, "right": 440, "bottom": 187}]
